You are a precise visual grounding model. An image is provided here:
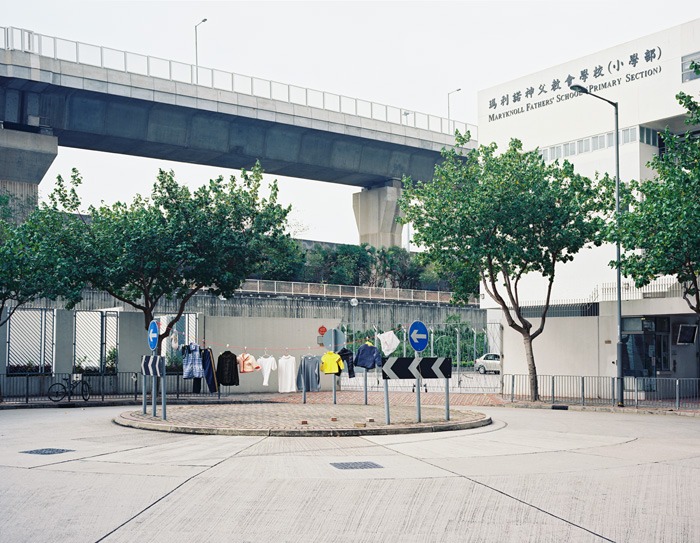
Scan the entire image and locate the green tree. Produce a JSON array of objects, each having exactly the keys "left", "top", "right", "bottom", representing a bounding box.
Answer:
[
  {"left": 253, "top": 236, "right": 306, "bottom": 281},
  {"left": 34, "top": 163, "right": 290, "bottom": 349},
  {"left": 375, "top": 246, "right": 422, "bottom": 289},
  {"left": 615, "top": 70, "right": 700, "bottom": 312},
  {"left": 0, "top": 194, "right": 78, "bottom": 328},
  {"left": 400, "top": 136, "right": 603, "bottom": 400},
  {"left": 332, "top": 244, "right": 374, "bottom": 286},
  {"left": 301, "top": 243, "right": 374, "bottom": 286},
  {"left": 302, "top": 244, "right": 333, "bottom": 283}
]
